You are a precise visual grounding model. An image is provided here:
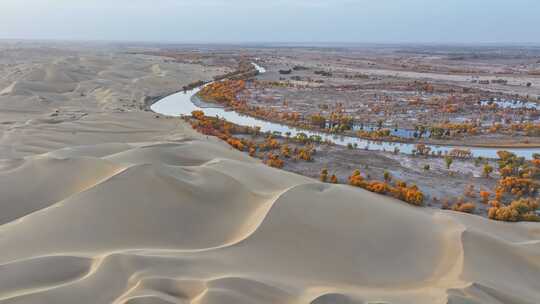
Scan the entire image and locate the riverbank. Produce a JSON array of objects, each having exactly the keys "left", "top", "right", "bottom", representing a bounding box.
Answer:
[
  {"left": 151, "top": 77, "right": 540, "bottom": 159},
  {"left": 183, "top": 113, "right": 540, "bottom": 222}
]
